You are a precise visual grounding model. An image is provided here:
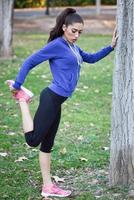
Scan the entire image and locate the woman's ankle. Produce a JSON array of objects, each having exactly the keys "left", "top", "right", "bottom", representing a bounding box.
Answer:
[{"left": 43, "top": 180, "right": 53, "bottom": 187}]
